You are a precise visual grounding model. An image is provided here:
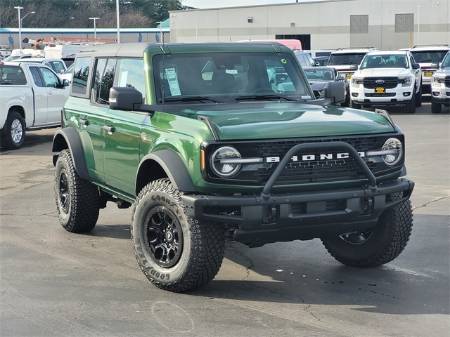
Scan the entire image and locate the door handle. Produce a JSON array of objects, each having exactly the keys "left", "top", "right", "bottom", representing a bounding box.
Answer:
[
  {"left": 79, "top": 117, "right": 89, "bottom": 127},
  {"left": 102, "top": 125, "right": 115, "bottom": 135}
]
